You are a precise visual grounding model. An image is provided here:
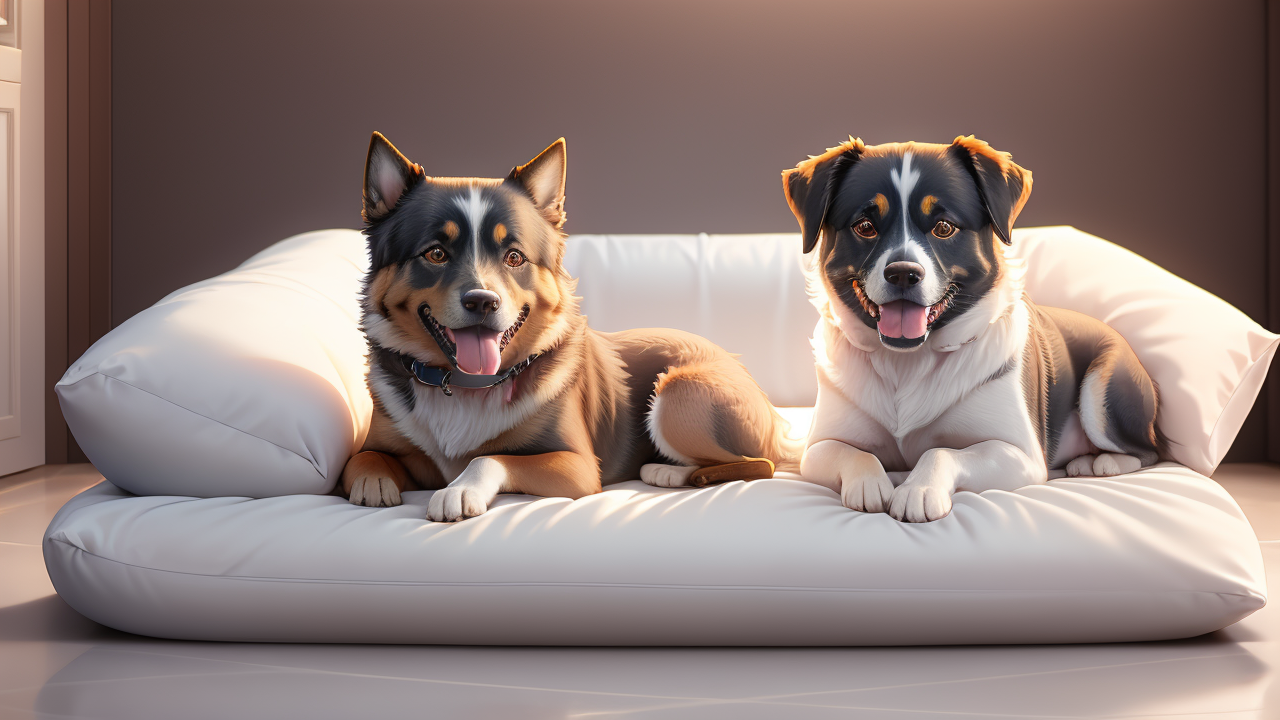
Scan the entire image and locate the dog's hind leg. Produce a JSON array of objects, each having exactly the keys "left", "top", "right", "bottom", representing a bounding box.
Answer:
[
  {"left": 639, "top": 463, "right": 698, "bottom": 488},
  {"left": 1070, "top": 335, "right": 1161, "bottom": 476},
  {"left": 641, "top": 357, "right": 800, "bottom": 488}
]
